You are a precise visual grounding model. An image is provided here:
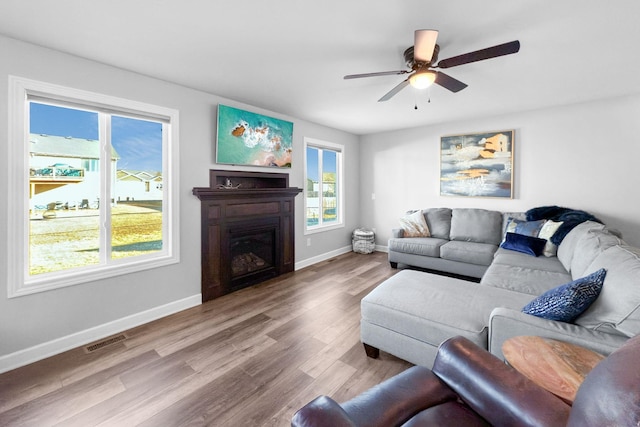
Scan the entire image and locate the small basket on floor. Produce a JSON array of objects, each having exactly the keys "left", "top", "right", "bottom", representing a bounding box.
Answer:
[{"left": 352, "top": 228, "right": 375, "bottom": 254}]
